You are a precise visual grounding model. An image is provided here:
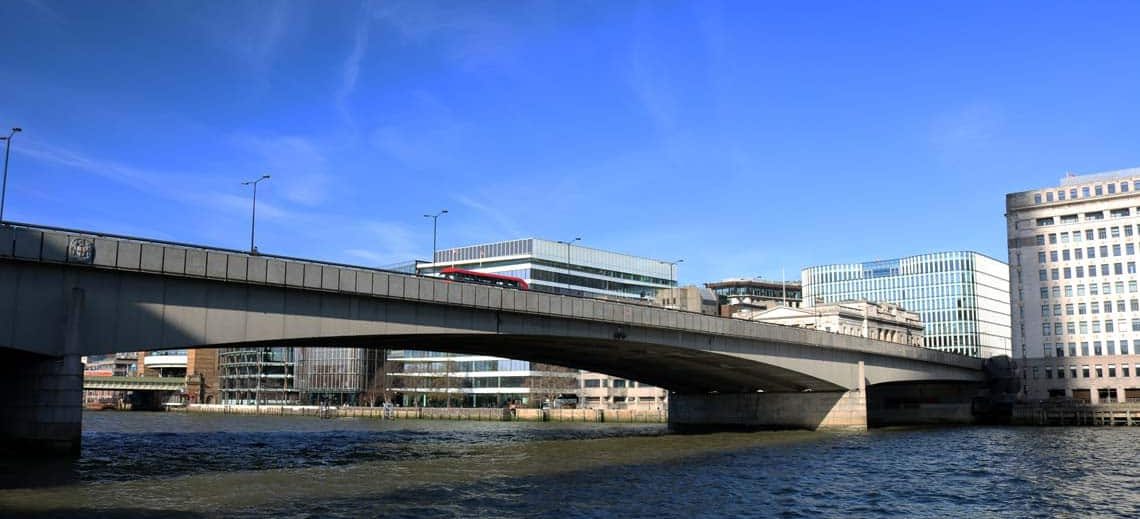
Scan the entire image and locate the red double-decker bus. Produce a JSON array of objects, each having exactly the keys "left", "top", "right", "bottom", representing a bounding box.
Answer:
[{"left": 438, "top": 267, "right": 529, "bottom": 290}]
